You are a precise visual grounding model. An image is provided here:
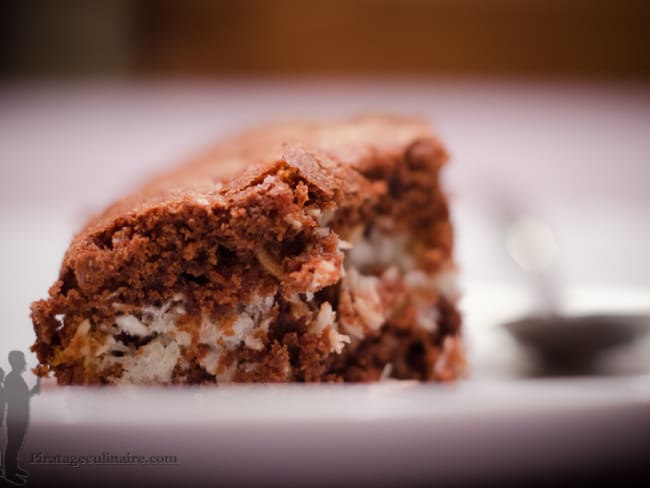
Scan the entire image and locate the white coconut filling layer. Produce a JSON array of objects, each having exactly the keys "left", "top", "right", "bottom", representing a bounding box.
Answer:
[
  {"left": 346, "top": 228, "right": 415, "bottom": 271},
  {"left": 112, "top": 336, "right": 182, "bottom": 385},
  {"left": 198, "top": 295, "right": 276, "bottom": 382},
  {"left": 338, "top": 268, "right": 385, "bottom": 339},
  {"left": 91, "top": 290, "right": 352, "bottom": 384},
  {"left": 112, "top": 295, "right": 191, "bottom": 347},
  {"left": 73, "top": 225, "right": 458, "bottom": 384},
  {"left": 344, "top": 228, "right": 459, "bottom": 334}
]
